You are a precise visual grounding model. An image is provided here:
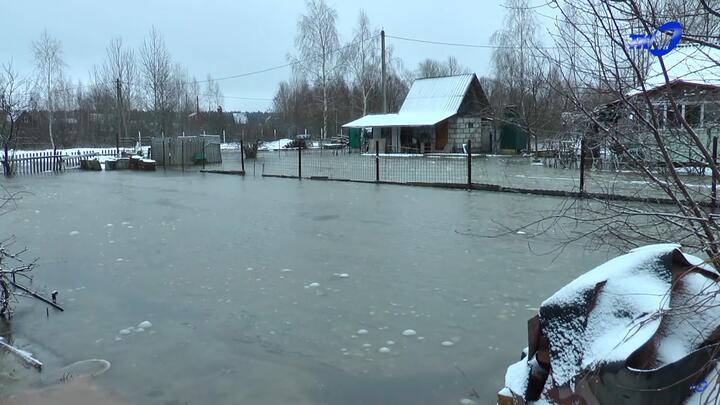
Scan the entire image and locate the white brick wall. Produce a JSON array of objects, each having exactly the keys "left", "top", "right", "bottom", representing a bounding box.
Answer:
[{"left": 448, "top": 116, "right": 484, "bottom": 151}]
